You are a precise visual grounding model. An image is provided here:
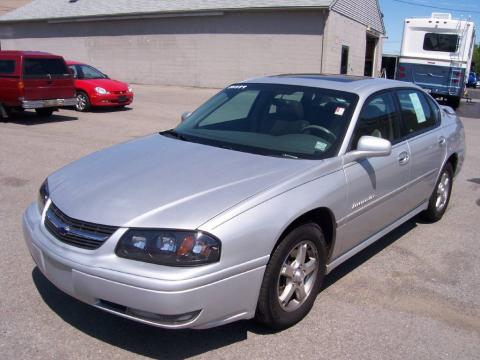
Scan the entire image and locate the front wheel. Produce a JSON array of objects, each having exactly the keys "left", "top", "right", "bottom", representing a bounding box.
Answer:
[
  {"left": 255, "top": 223, "right": 327, "bottom": 330},
  {"left": 75, "top": 91, "right": 90, "bottom": 112},
  {"left": 421, "top": 163, "right": 453, "bottom": 222}
]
